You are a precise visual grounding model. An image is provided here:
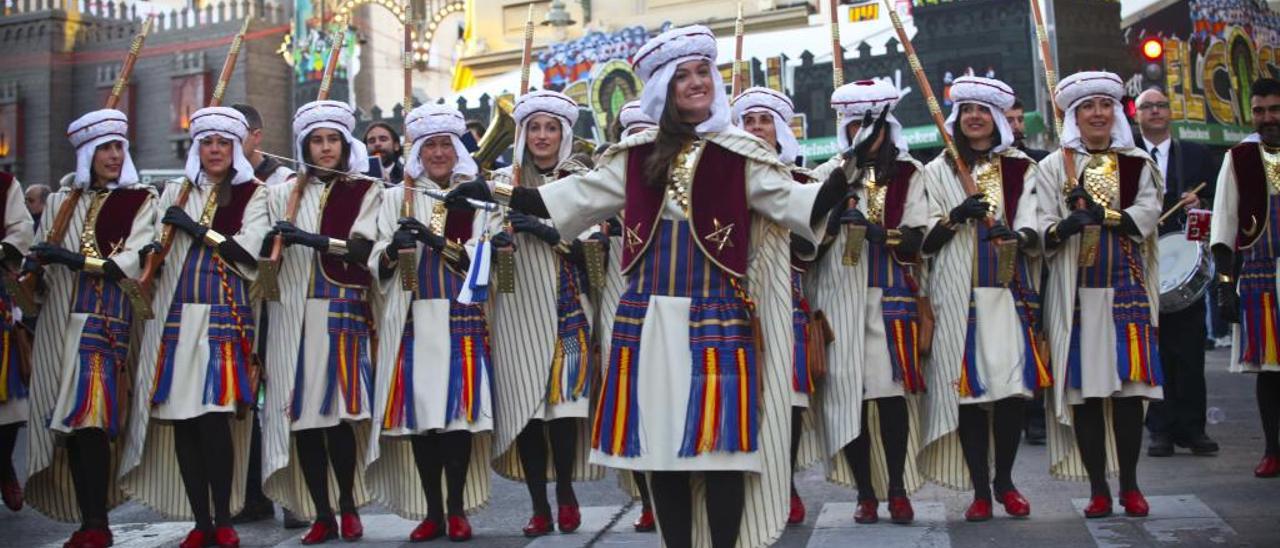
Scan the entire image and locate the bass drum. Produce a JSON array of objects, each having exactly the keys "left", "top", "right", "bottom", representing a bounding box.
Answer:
[{"left": 1158, "top": 231, "right": 1212, "bottom": 313}]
